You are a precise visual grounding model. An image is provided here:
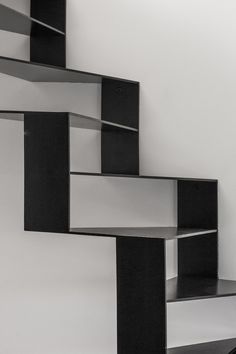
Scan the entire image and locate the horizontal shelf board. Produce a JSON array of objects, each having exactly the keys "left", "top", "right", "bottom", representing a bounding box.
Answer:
[
  {"left": 69, "top": 227, "right": 217, "bottom": 240},
  {"left": 70, "top": 113, "right": 138, "bottom": 132},
  {"left": 70, "top": 172, "right": 217, "bottom": 182},
  {"left": 0, "top": 4, "right": 64, "bottom": 36},
  {"left": 167, "top": 276, "right": 236, "bottom": 302},
  {"left": 0, "top": 111, "right": 137, "bottom": 132},
  {"left": 0, "top": 56, "right": 139, "bottom": 84},
  {"left": 168, "top": 338, "right": 236, "bottom": 354}
]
